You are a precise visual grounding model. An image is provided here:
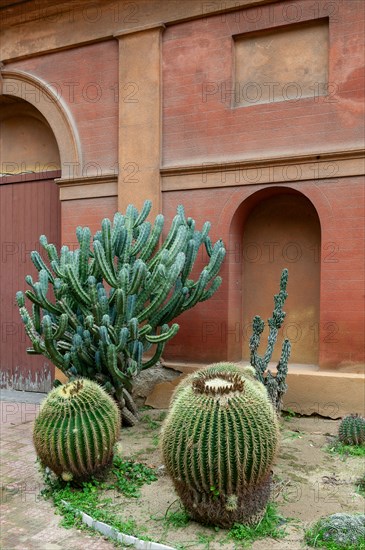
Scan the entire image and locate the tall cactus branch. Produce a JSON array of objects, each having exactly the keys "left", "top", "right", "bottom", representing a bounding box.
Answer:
[
  {"left": 16, "top": 200, "right": 226, "bottom": 426},
  {"left": 249, "top": 268, "right": 291, "bottom": 413}
]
